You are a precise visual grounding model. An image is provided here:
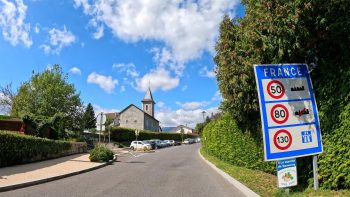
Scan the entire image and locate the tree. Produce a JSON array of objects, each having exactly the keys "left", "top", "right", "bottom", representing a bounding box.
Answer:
[
  {"left": 83, "top": 103, "right": 96, "bottom": 130},
  {"left": 0, "top": 83, "right": 16, "bottom": 114},
  {"left": 11, "top": 64, "right": 84, "bottom": 134},
  {"left": 215, "top": 0, "right": 350, "bottom": 138},
  {"left": 180, "top": 128, "right": 184, "bottom": 142}
]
